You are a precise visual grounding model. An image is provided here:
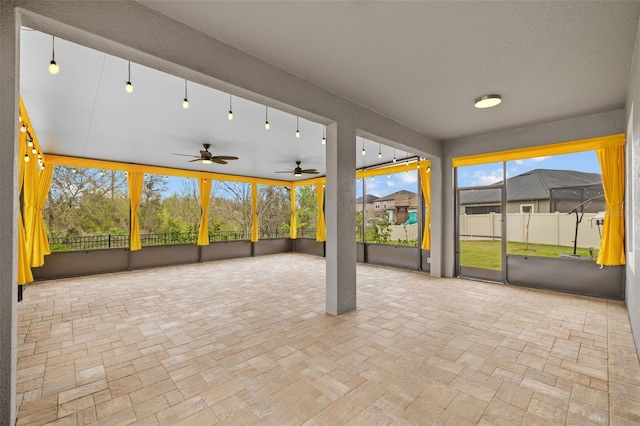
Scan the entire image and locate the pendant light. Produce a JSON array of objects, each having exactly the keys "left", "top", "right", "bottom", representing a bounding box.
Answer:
[
  {"left": 322, "top": 126, "right": 326, "bottom": 145},
  {"left": 378, "top": 143, "right": 382, "bottom": 159},
  {"left": 393, "top": 148, "right": 397, "bottom": 163},
  {"left": 182, "top": 80, "right": 189, "bottom": 109},
  {"left": 296, "top": 117, "right": 300, "bottom": 138},
  {"left": 31, "top": 147, "right": 37, "bottom": 155},
  {"left": 125, "top": 61, "right": 133, "bottom": 93},
  {"left": 48, "top": 36, "right": 59, "bottom": 75},
  {"left": 228, "top": 94, "right": 233, "bottom": 120},
  {"left": 361, "top": 138, "right": 366, "bottom": 156},
  {"left": 405, "top": 152, "right": 409, "bottom": 166},
  {"left": 24, "top": 154, "right": 30, "bottom": 163},
  {"left": 20, "top": 122, "right": 27, "bottom": 133},
  {"left": 265, "top": 106, "right": 270, "bottom": 130}
]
